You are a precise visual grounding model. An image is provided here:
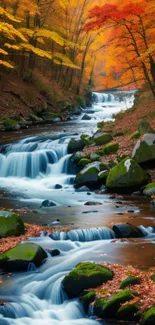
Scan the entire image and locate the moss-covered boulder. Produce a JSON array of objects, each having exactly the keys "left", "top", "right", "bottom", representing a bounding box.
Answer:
[
  {"left": 98, "top": 170, "right": 109, "bottom": 184},
  {"left": 93, "top": 132, "right": 113, "bottom": 146},
  {"left": 0, "top": 211, "right": 24, "bottom": 238},
  {"left": 132, "top": 133, "right": 155, "bottom": 164},
  {"left": 62, "top": 262, "right": 113, "bottom": 298},
  {"left": 96, "top": 143, "right": 119, "bottom": 156},
  {"left": 0, "top": 243, "right": 47, "bottom": 271},
  {"left": 75, "top": 162, "right": 105, "bottom": 188},
  {"left": 131, "top": 131, "right": 140, "bottom": 140},
  {"left": 106, "top": 158, "right": 148, "bottom": 192},
  {"left": 68, "top": 138, "right": 85, "bottom": 154},
  {"left": 80, "top": 134, "right": 93, "bottom": 146},
  {"left": 71, "top": 151, "right": 87, "bottom": 164},
  {"left": 78, "top": 158, "right": 91, "bottom": 168},
  {"left": 94, "top": 290, "right": 136, "bottom": 318},
  {"left": 138, "top": 121, "right": 154, "bottom": 136},
  {"left": 141, "top": 306, "right": 155, "bottom": 325},
  {"left": 117, "top": 303, "right": 140, "bottom": 321},
  {"left": 120, "top": 276, "right": 141, "bottom": 289},
  {"left": 151, "top": 274, "right": 155, "bottom": 282},
  {"left": 80, "top": 291, "right": 96, "bottom": 313},
  {"left": 143, "top": 182, "right": 155, "bottom": 197},
  {"left": 113, "top": 224, "right": 144, "bottom": 238}
]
